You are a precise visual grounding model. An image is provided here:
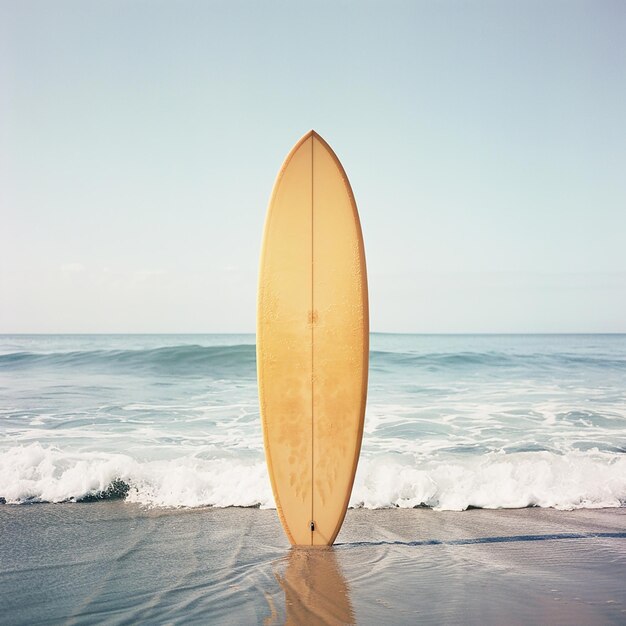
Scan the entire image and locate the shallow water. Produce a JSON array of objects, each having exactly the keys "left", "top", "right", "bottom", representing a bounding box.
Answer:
[
  {"left": 2, "top": 504, "right": 625, "bottom": 625},
  {"left": 1, "top": 334, "right": 625, "bottom": 510}
]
